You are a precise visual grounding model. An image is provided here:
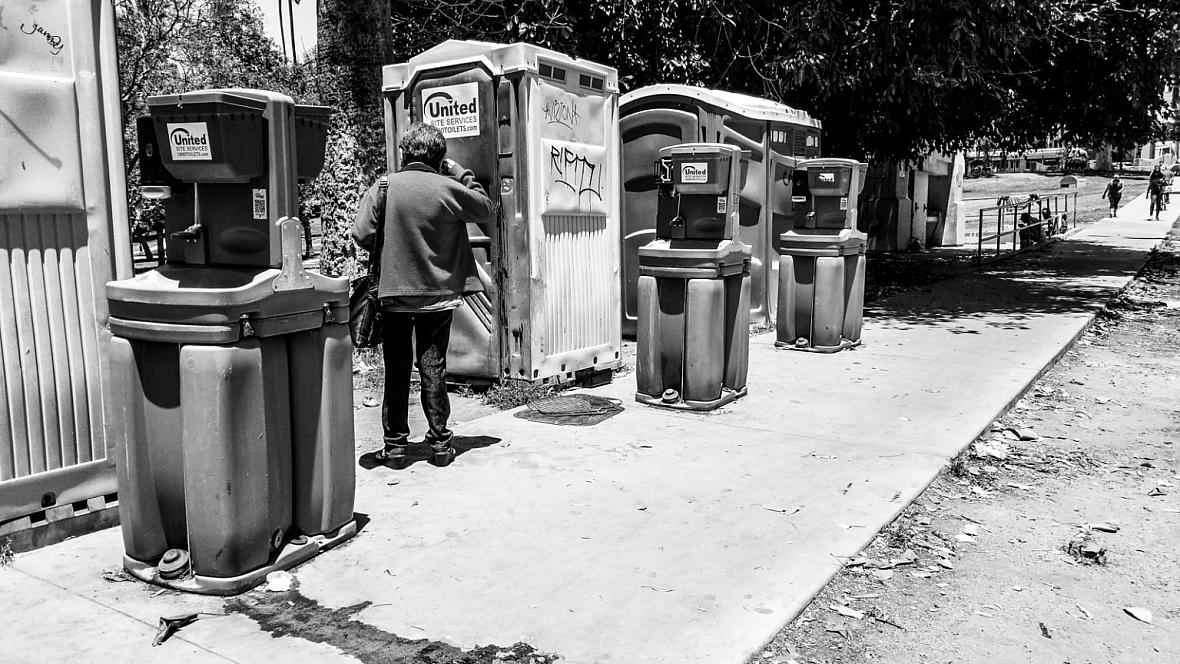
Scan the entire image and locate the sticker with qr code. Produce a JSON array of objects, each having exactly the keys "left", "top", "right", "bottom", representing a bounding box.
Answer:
[{"left": 253, "top": 189, "right": 267, "bottom": 220}]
